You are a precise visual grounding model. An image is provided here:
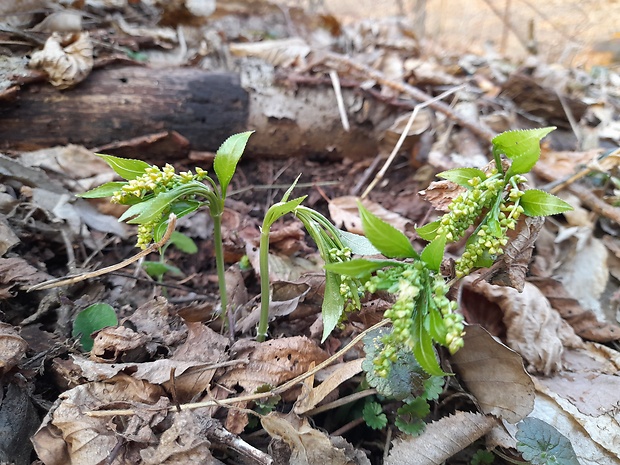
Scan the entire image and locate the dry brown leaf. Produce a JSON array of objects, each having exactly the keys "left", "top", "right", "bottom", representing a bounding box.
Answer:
[
  {"left": 216, "top": 336, "right": 328, "bottom": 433},
  {"left": 418, "top": 178, "right": 466, "bottom": 212},
  {"left": 127, "top": 297, "right": 187, "bottom": 348},
  {"left": 261, "top": 412, "right": 364, "bottom": 465},
  {"left": 450, "top": 325, "right": 535, "bottom": 423},
  {"left": 0, "top": 384, "right": 40, "bottom": 465},
  {"left": 464, "top": 280, "right": 583, "bottom": 375},
  {"left": 0, "top": 323, "right": 27, "bottom": 375},
  {"left": 385, "top": 412, "right": 498, "bottom": 465},
  {"left": 294, "top": 358, "right": 364, "bottom": 414},
  {"left": 32, "top": 374, "right": 167, "bottom": 465},
  {"left": 328, "top": 196, "right": 411, "bottom": 235},
  {"left": 29, "top": 32, "right": 93, "bottom": 89},
  {"left": 535, "top": 149, "right": 601, "bottom": 182},
  {"left": 531, "top": 343, "right": 620, "bottom": 464},
  {"left": 0, "top": 257, "right": 50, "bottom": 299},
  {"left": 139, "top": 411, "right": 220, "bottom": 465},
  {"left": 90, "top": 325, "right": 150, "bottom": 363},
  {"left": 0, "top": 217, "right": 19, "bottom": 256},
  {"left": 531, "top": 277, "right": 620, "bottom": 342}
]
